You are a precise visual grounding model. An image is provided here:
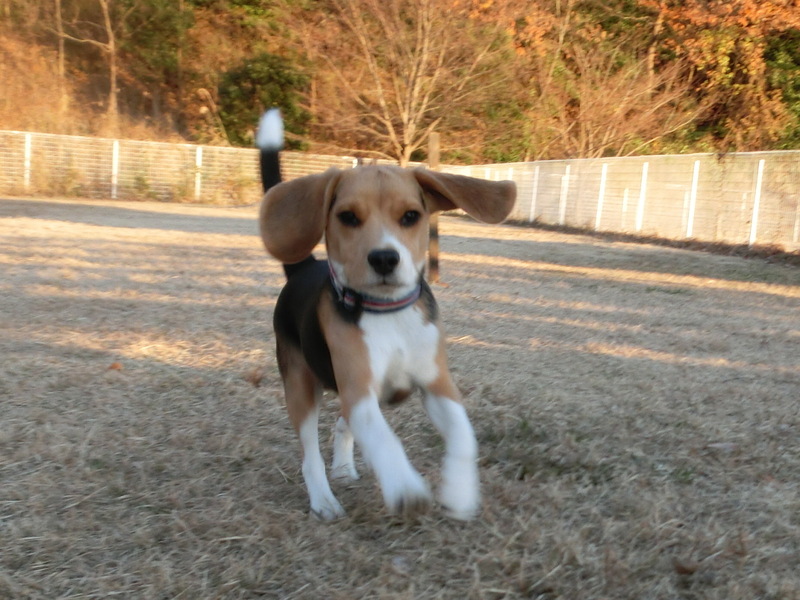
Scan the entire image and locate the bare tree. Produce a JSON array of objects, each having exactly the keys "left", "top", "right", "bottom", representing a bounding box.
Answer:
[
  {"left": 57, "top": 0, "right": 138, "bottom": 136},
  {"left": 538, "top": 45, "right": 710, "bottom": 158},
  {"left": 297, "top": 0, "right": 512, "bottom": 165}
]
